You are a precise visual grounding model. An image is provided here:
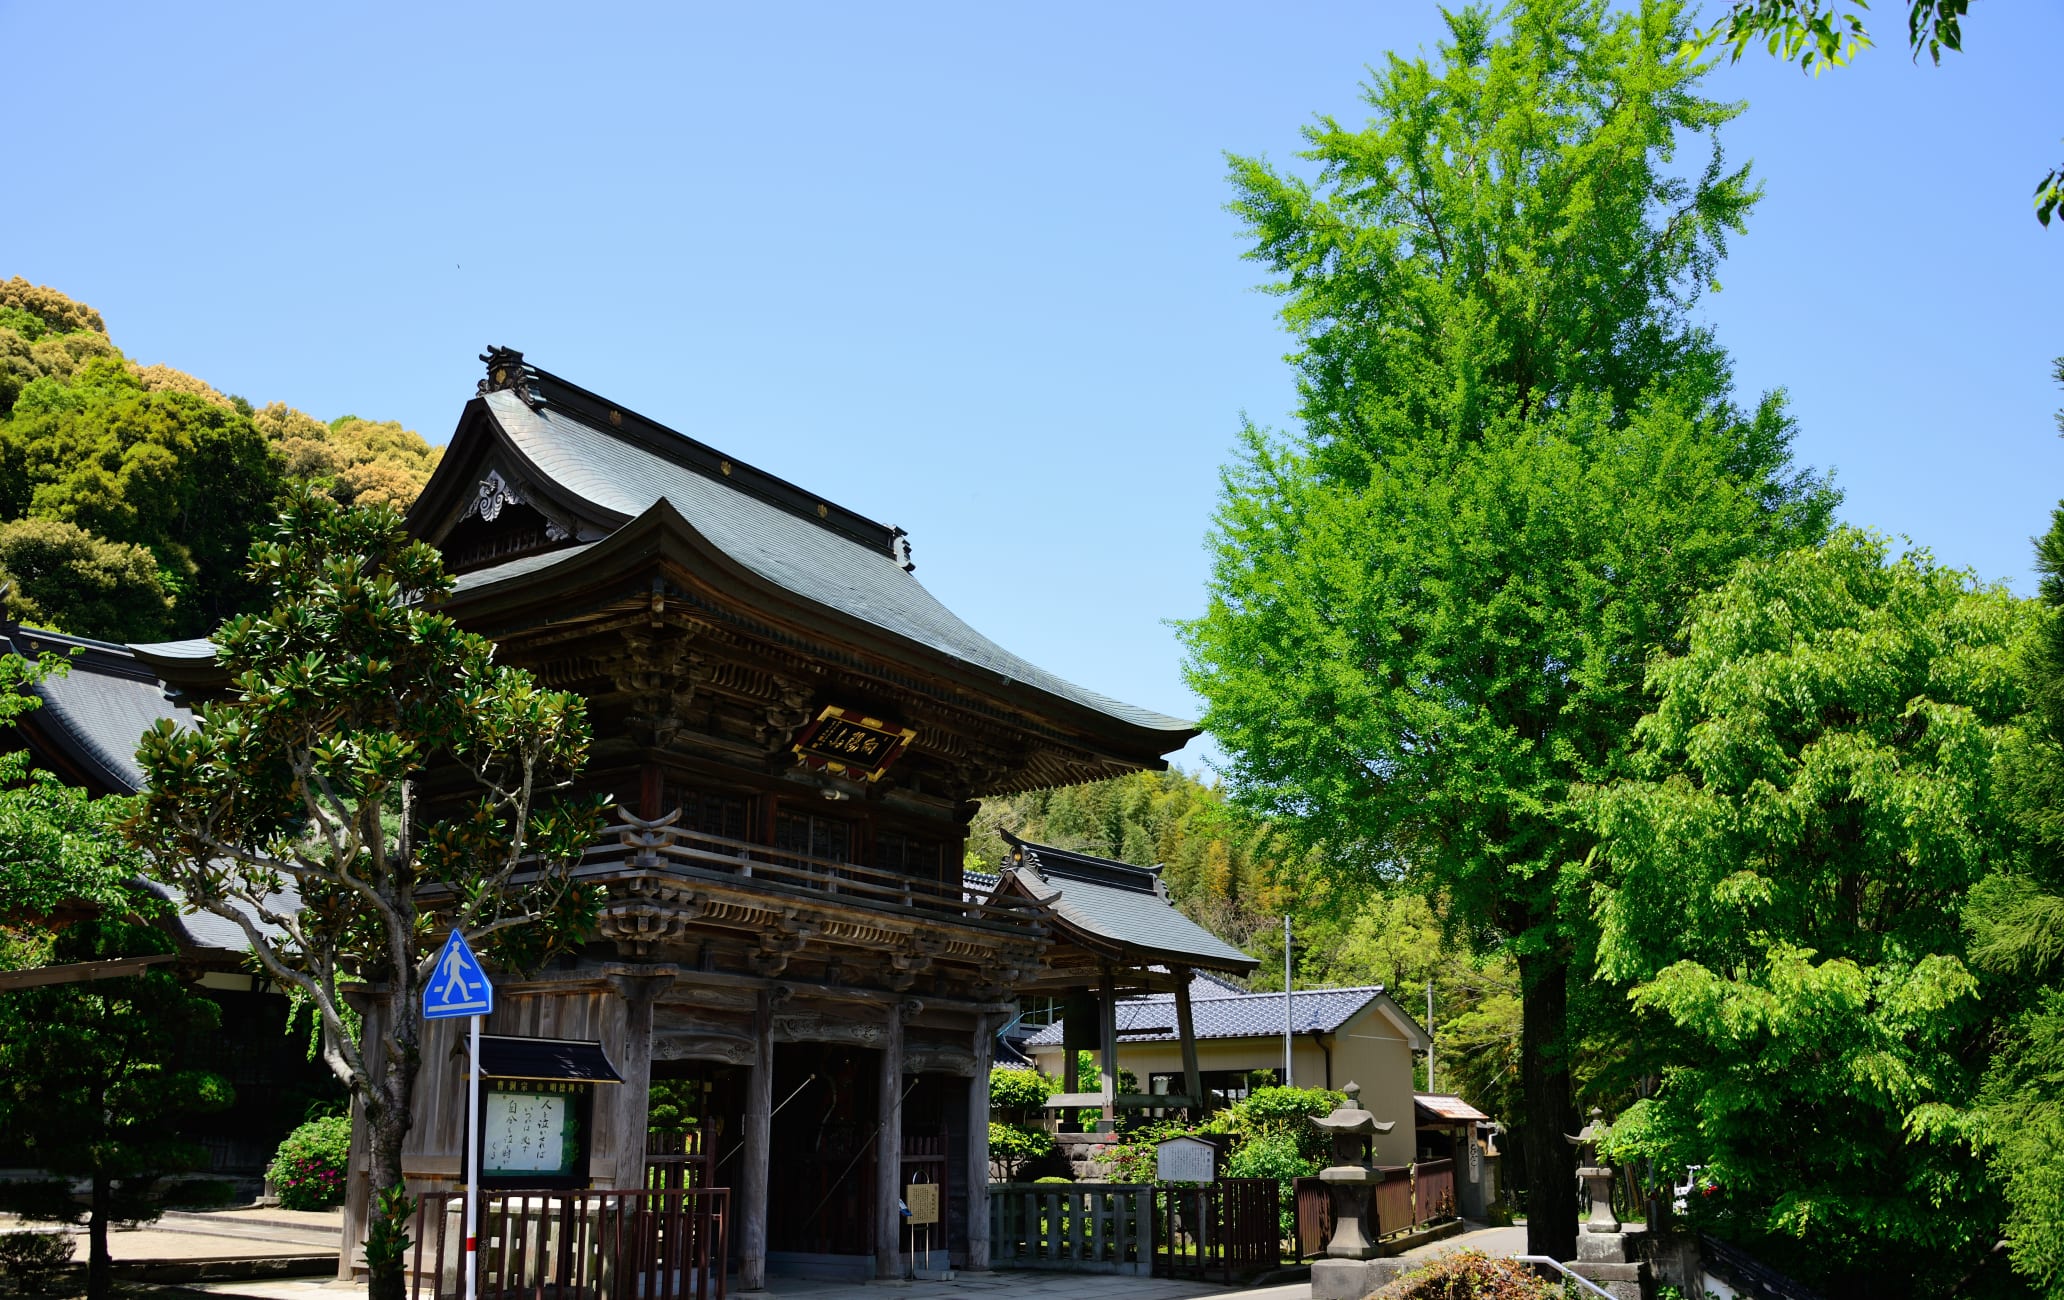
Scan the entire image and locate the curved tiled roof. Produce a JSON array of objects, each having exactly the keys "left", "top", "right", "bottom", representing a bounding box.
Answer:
[
  {"left": 480, "top": 391, "right": 1191, "bottom": 736},
  {"left": 989, "top": 832, "right": 1256, "bottom": 974},
  {"left": 3, "top": 627, "right": 194, "bottom": 793}
]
